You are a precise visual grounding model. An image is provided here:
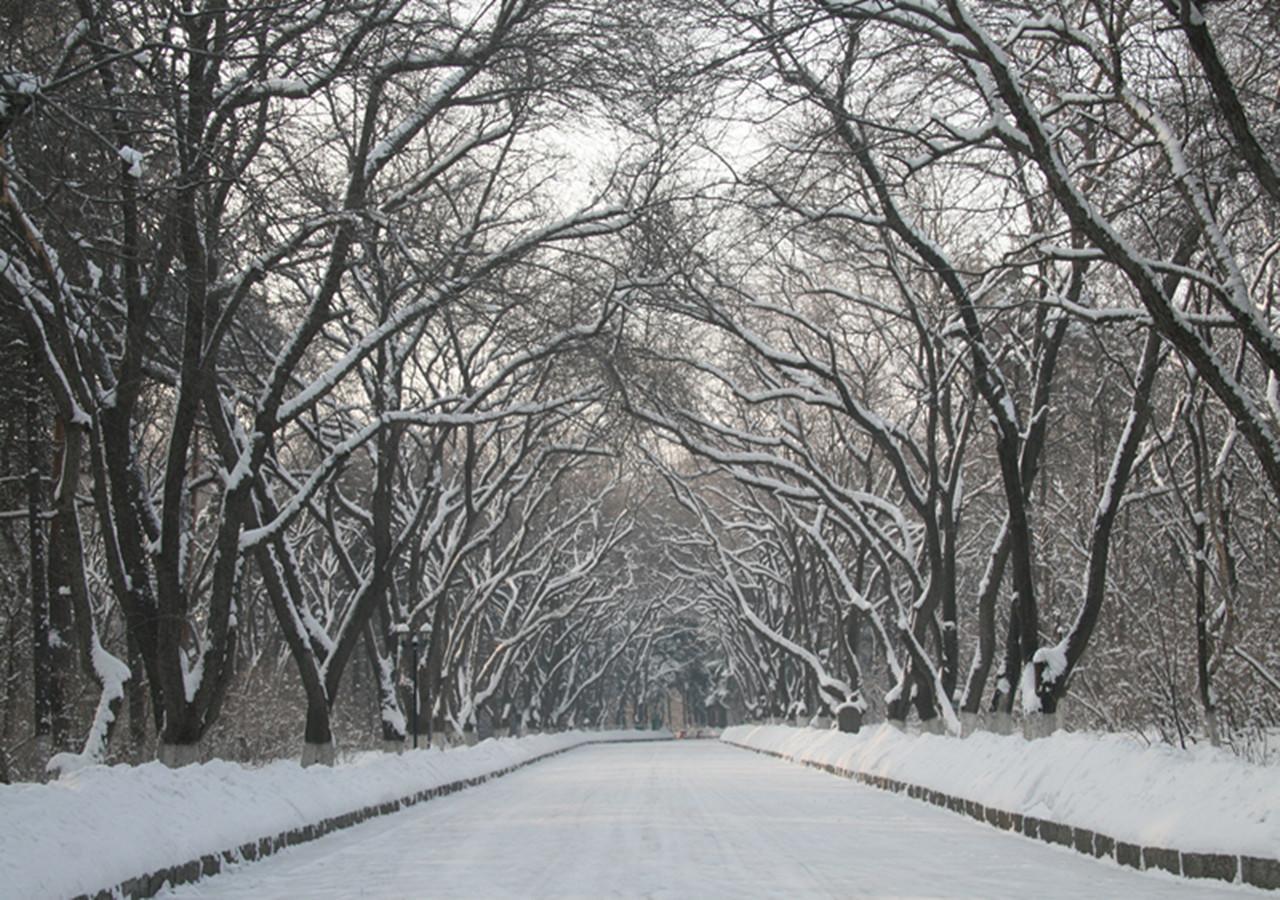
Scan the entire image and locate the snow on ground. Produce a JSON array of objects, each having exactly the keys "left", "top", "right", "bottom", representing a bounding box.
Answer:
[
  {"left": 723, "top": 723, "right": 1280, "bottom": 858},
  {"left": 159, "top": 741, "right": 1265, "bottom": 899},
  {"left": 0, "top": 729, "right": 665, "bottom": 899}
]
